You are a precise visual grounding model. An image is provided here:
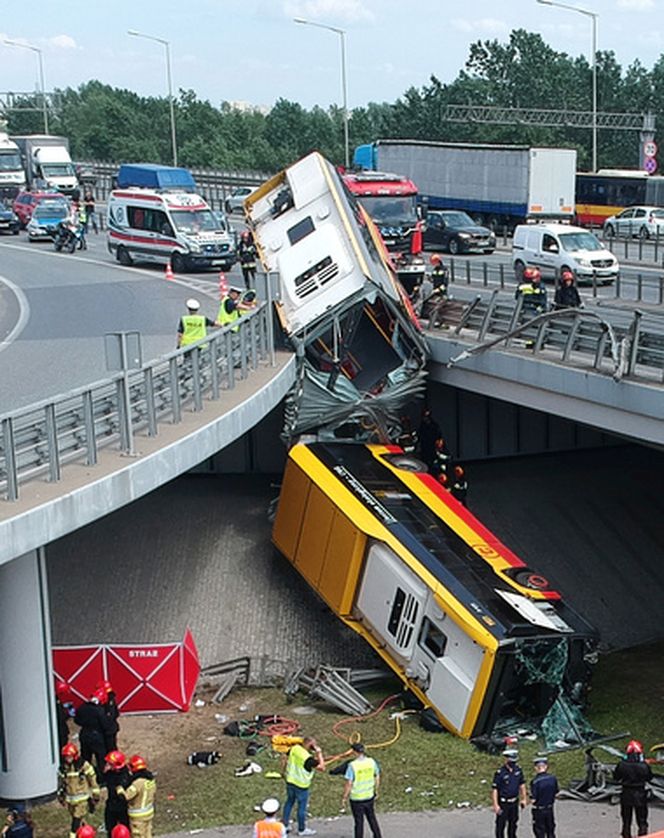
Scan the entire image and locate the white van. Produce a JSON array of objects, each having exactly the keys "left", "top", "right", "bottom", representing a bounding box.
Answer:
[
  {"left": 107, "top": 189, "right": 236, "bottom": 272},
  {"left": 512, "top": 223, "right": 619, "bottom": 285}
]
